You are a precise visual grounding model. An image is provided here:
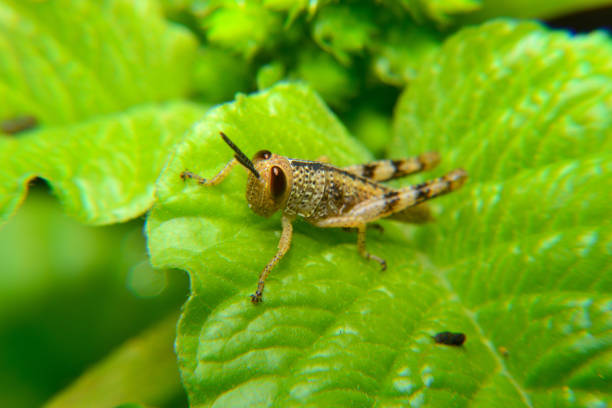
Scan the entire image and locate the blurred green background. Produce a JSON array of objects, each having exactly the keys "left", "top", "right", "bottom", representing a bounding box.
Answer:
[{"left": 0, "top": 182, "right": 189, "bottom": 407}]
